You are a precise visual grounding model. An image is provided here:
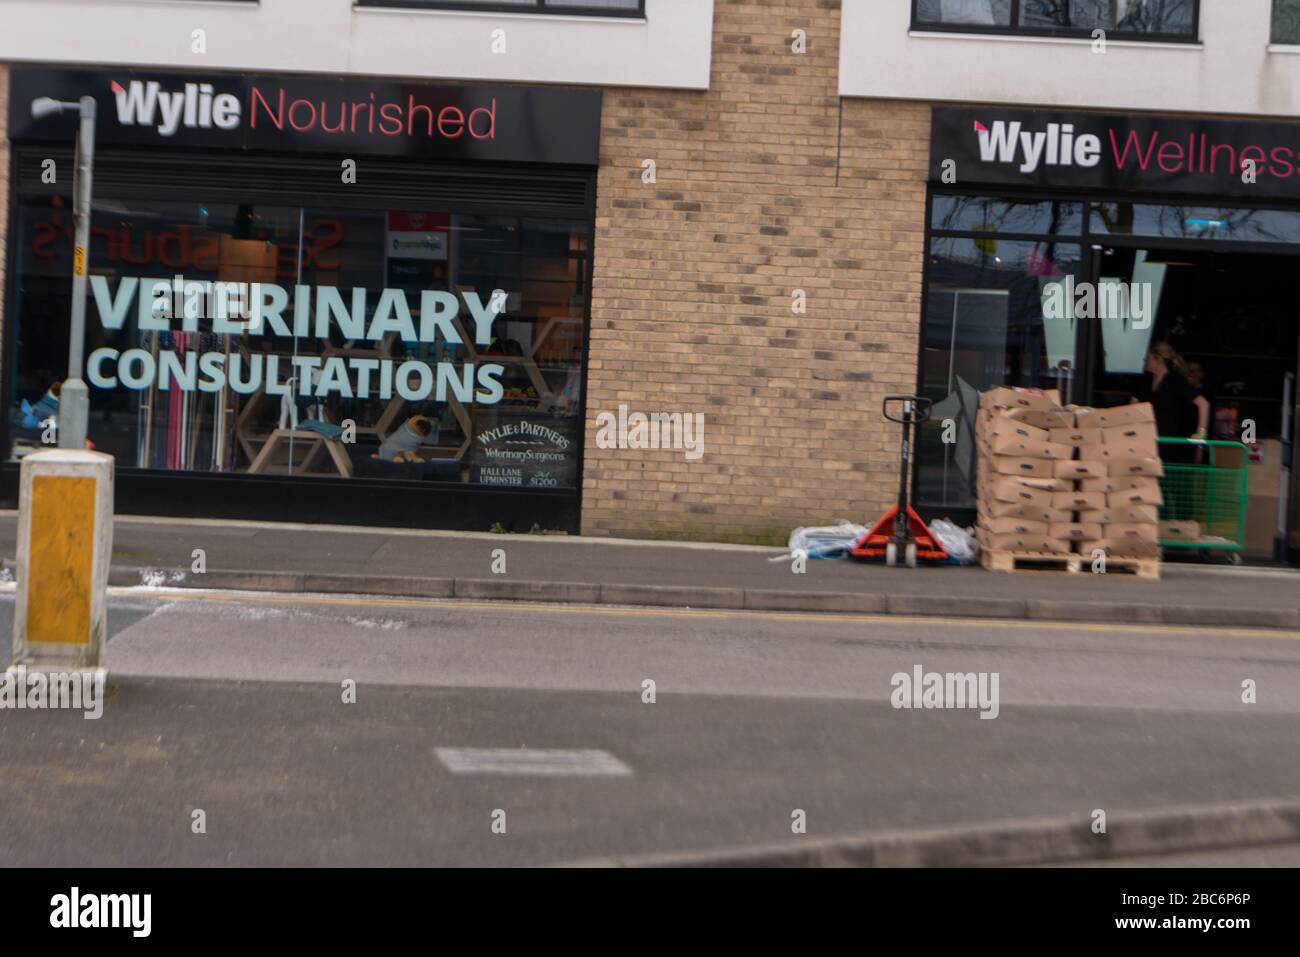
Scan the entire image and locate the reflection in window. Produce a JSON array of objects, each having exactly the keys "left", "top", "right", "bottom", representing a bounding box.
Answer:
[
  {"left": 915, "top": 0, "right": 1196, "bottom": 38},
  {"left": 1274, "top": 0, "right": 1300, "bottom": 43},
  {"left": 1093, "top": 203, "right": 1300, "bottom": 244},
  {"left": 917, "top": 238, "right": 1083, "bottom": 509},
  {"left": 931, "top": 196, "right": 1083, "bottom": 235},
  {"left": 7, "top": 197, "right": 589, "bottom": 491},
  {"left": 1022, "top": 0, "right": 1195, "bottom": 36},
  {"left": 916, "top": 0, "right": 1012, "bottom": 25}
]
